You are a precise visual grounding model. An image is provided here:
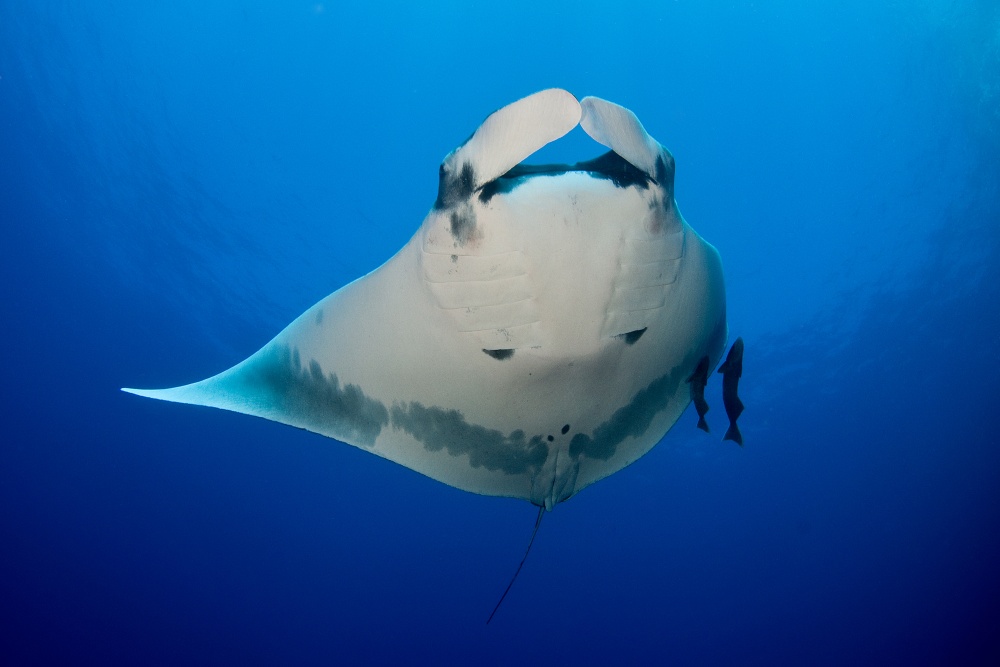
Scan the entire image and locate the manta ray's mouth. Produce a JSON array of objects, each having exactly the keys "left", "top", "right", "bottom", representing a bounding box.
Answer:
[
  {"left": 436, "top": 90, "right": 677, "bottom": 212},
  {"left": 477, "top": 151, "right": 655, "bottom": 204}
]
